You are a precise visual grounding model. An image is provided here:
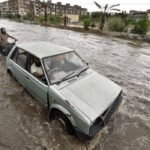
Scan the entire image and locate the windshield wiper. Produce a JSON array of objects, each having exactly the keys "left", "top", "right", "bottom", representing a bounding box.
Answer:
[
  {"left": 56, "top": 71, "right": 76, "bottom": 84},
  {"left": 77, "top": 66, "right": 88, "bottom": 77}
]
